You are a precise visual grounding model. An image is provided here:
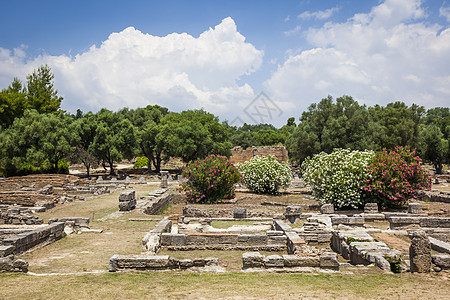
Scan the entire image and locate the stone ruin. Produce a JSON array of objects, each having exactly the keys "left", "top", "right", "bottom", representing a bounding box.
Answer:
[
  {"left": 108, "top": 197, "right": 450, "bottom": 274},
  {"left": 230, "top": 146, "right": 289, "bottom": 164}
]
